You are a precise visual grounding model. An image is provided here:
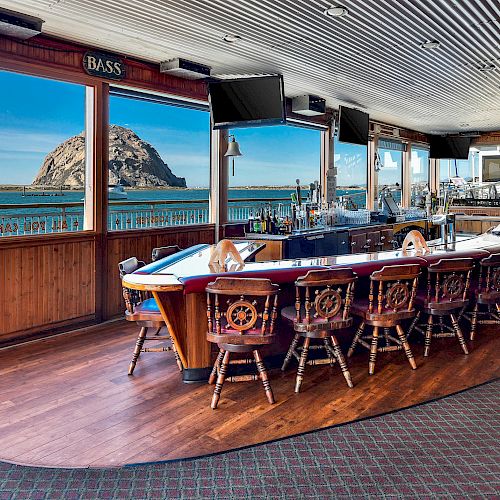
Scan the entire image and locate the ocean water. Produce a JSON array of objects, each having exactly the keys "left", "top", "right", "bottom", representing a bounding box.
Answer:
[
  {"left": 0, "top": 187, "right": 366, "bottom": 235},
  {"left": 0, "top": 188, "right": 366, "bottom": 212}
]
